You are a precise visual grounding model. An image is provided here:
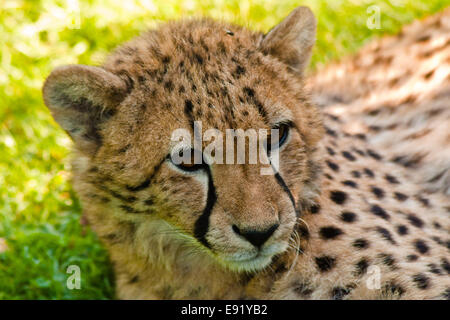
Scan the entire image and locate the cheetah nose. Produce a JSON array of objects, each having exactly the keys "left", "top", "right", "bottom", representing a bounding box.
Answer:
[{"left": 232, "top": 224, "right": 279, "bottom": 247}]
